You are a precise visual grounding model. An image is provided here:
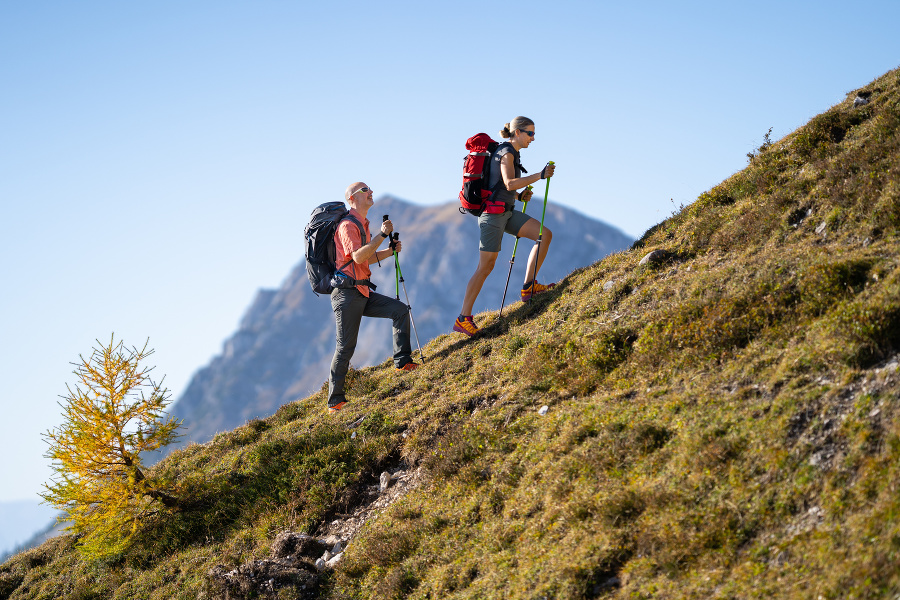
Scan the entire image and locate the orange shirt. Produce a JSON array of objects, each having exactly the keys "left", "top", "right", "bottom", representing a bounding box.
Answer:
[{"left": 334, "top": 208, "right": 373, "bottom": 297}]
